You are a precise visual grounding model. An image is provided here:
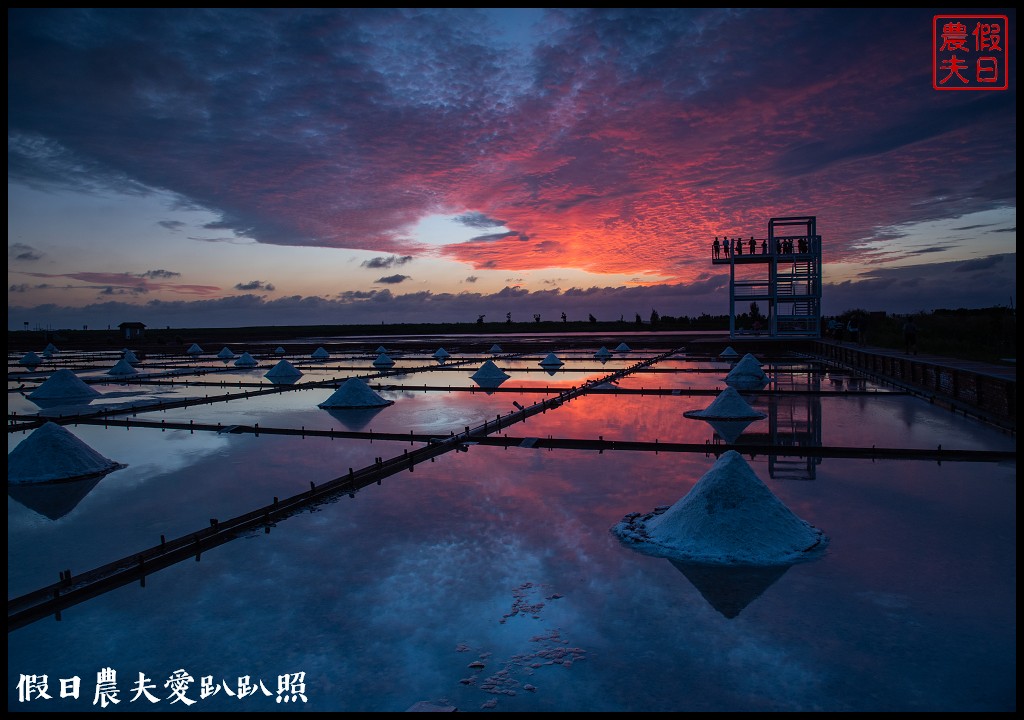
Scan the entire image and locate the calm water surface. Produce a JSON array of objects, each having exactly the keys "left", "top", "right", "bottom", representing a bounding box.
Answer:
[{"left": 7, "top": 346, "right": 1015, "bottom": 711}]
